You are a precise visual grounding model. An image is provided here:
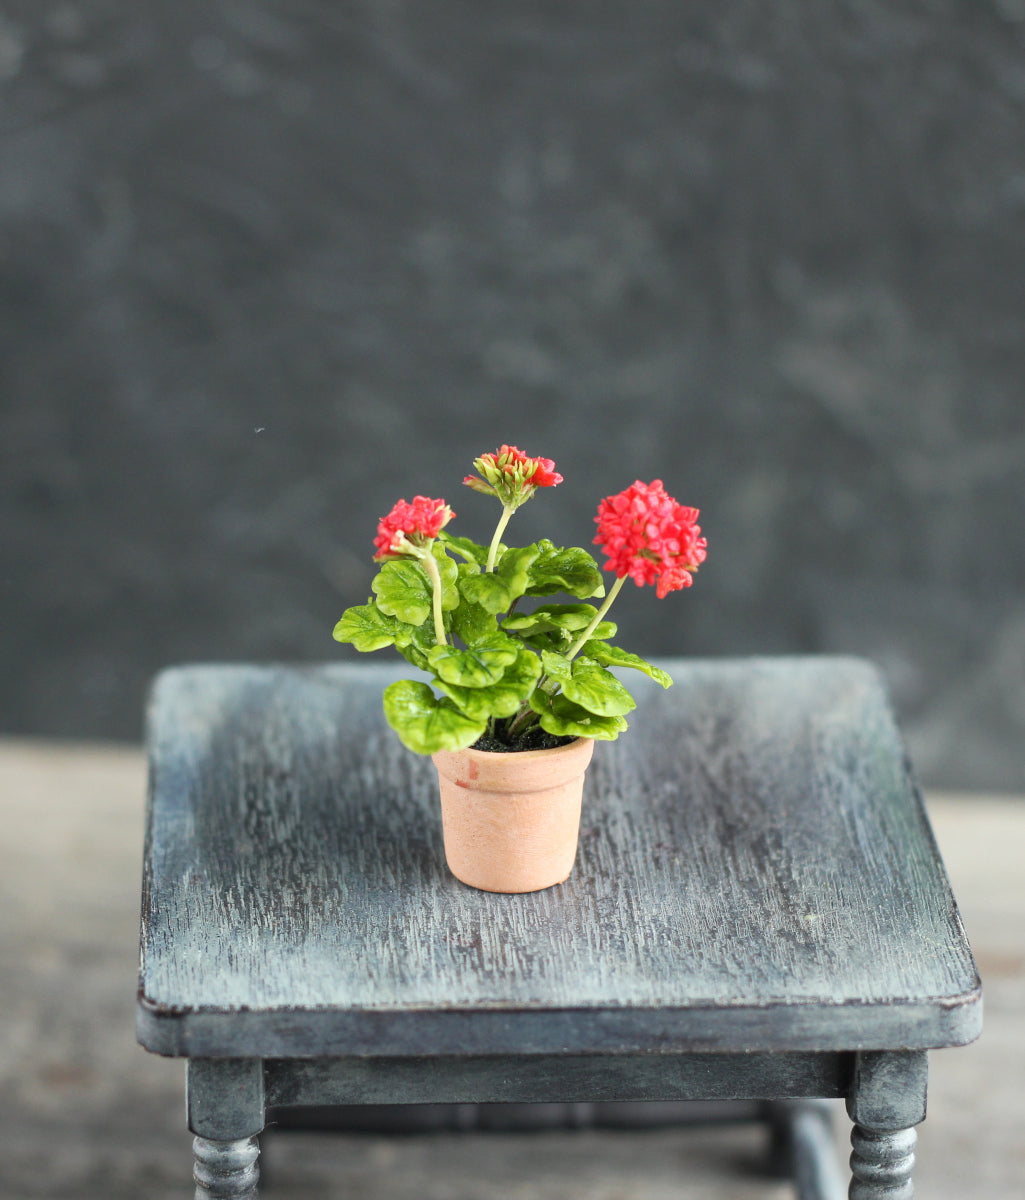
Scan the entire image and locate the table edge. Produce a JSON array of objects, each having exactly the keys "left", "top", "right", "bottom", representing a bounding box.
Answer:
[{"left": 136, "top": 981, "right": 982, "bottom": 1058}]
